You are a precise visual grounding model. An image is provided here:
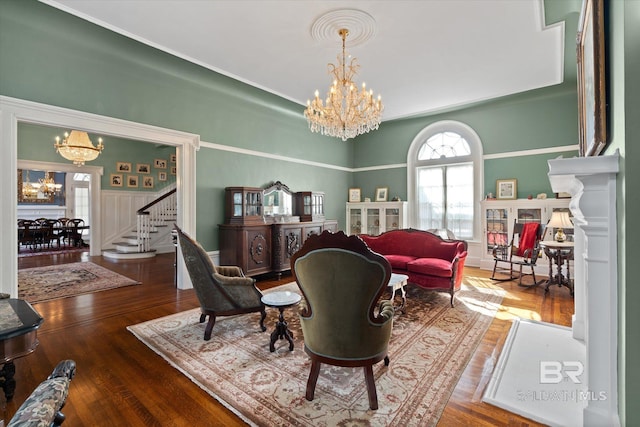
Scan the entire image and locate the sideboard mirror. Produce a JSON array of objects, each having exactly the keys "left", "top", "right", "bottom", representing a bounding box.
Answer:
[
  {"left": 263, "top": 181, "right": 297, "bottom": 222},
  {"left": 18, "top": 169, "right": 56, "bottom": 203}
]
